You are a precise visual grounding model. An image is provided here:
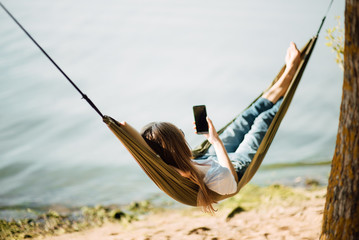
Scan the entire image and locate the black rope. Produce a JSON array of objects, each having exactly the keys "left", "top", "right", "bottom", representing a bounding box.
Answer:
[
  {"left": 316, "top": 0, "right": 335, "bottom": 36},
  {"left": 0, "top": 1, "right": 104, "bottom": 118}
]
